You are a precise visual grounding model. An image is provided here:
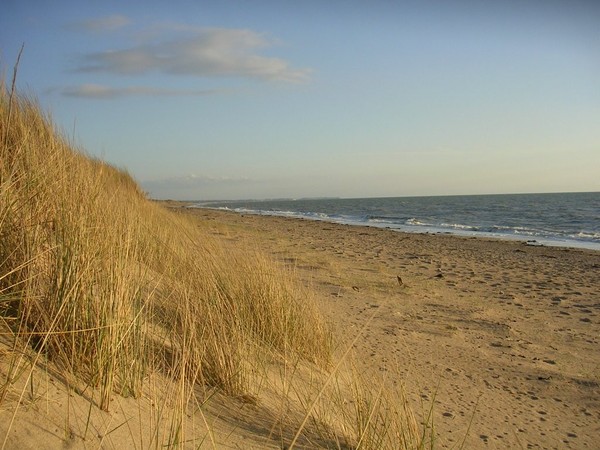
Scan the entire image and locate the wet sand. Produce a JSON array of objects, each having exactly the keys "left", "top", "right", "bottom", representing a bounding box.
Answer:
[{"left": 181, "top": 206, "right": 600, "bottom": 449}]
